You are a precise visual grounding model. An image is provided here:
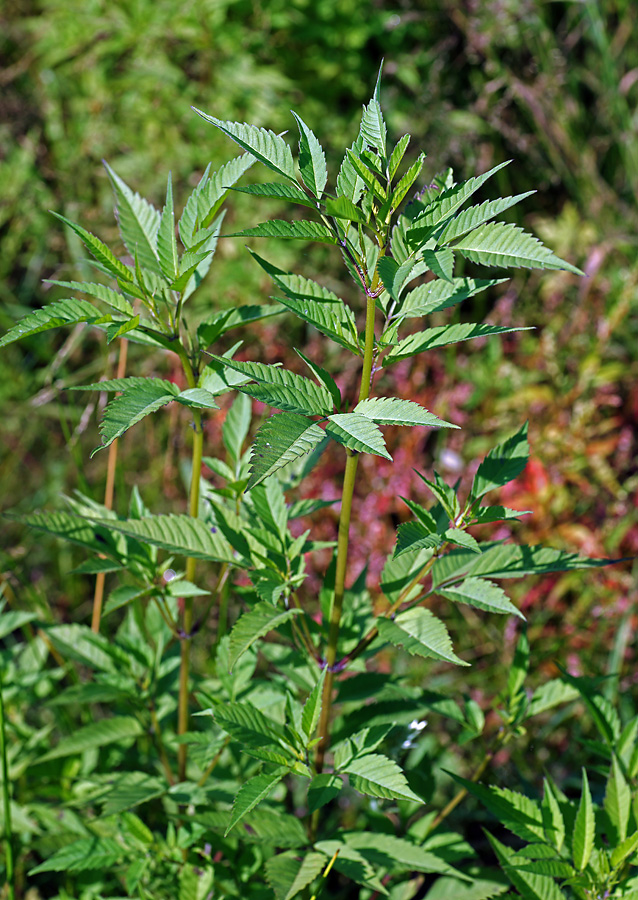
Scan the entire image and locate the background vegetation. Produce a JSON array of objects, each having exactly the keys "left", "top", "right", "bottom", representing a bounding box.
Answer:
[{"left": 1, "top": 0, "right": 637, "bottom": 893}]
